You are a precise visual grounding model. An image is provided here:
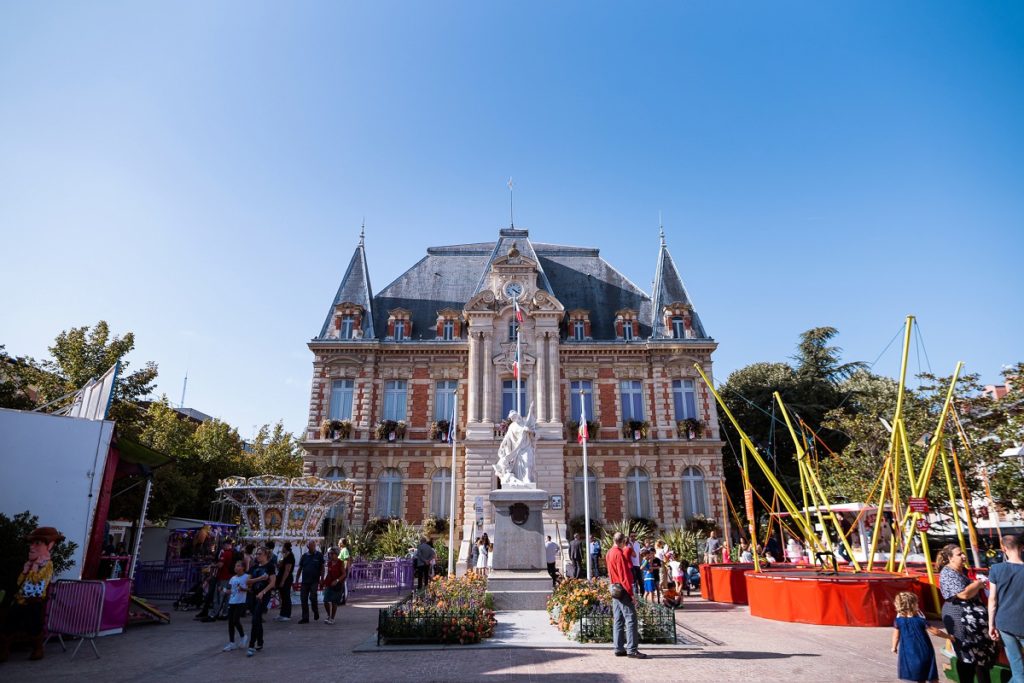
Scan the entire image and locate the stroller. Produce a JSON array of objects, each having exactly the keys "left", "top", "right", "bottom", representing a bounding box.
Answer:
[{"left": 174, "top": 573, "right": 207, "bottom": 612}]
